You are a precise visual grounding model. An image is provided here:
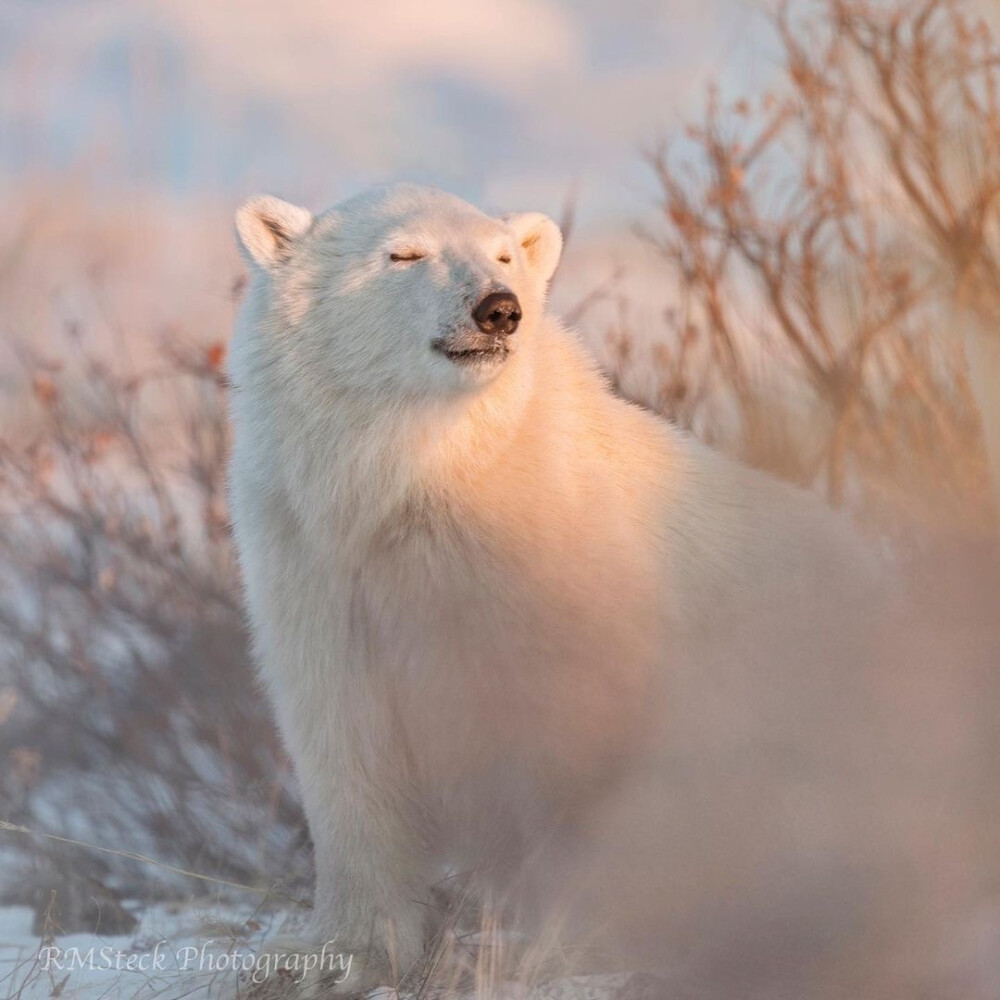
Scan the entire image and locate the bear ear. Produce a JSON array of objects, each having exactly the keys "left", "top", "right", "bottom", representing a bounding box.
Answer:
[
  {"left": 235, "top": 195, "right": 314, "bottom": 269},
  {"left": 505, "top": 212, "right": 563, "bottom": 285}
]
